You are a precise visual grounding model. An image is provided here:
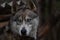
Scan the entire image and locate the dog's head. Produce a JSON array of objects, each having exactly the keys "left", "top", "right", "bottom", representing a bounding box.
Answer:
[
  {"left": 11, "top": 0, "right": 39, "bottom": 38},
  {"left": 12, "top": 9, "right": 39, "bottom": 36}
]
